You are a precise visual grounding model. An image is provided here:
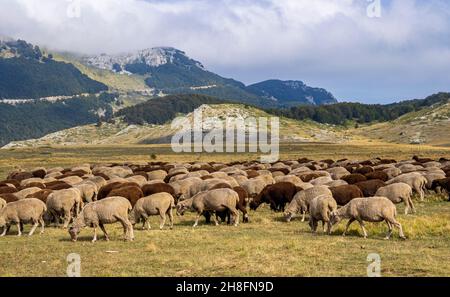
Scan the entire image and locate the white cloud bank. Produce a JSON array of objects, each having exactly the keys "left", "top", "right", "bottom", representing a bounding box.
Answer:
[{"left": 0, "top": 0, "right": 449, "bottom": 103}]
